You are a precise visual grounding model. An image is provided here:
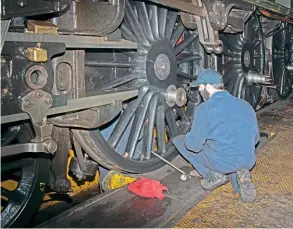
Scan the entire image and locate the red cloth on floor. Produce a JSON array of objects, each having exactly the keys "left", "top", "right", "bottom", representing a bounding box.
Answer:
[{"left": 128, "top": 177, "right": 168, "bottom": 200}]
